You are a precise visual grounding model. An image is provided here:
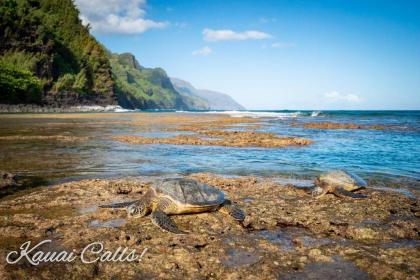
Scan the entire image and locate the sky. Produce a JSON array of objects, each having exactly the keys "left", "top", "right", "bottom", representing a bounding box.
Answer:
[{"left": 74, "top": 0, "right": 420, "bottom": 110}]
